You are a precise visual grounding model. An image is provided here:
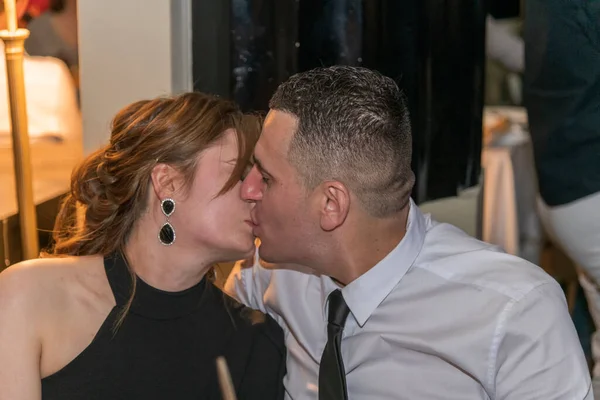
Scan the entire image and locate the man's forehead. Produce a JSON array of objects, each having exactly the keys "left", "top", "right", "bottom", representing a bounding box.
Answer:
[
  {"left": 265, "top": 109, "right": 298, "bottom": 129},
  {"left": 256, "top": 110, "right": 297, "bottom": 158}
]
